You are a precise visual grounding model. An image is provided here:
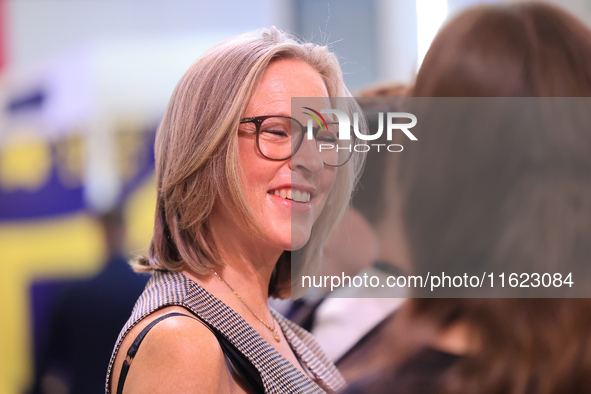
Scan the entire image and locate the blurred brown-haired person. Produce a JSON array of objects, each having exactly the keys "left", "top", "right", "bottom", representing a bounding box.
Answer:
[{"left": 343, "top": 2, "right": 591, "bottom": 394}]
